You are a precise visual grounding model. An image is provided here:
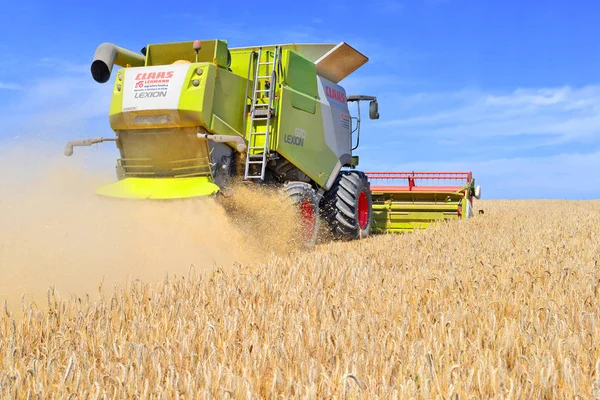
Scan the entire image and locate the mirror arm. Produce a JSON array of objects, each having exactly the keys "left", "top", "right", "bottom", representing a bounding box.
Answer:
[
  {"left": 347, "top": 95, "right": 377, "bottom": 102},
  {"left": 351, "top": 101, "right": 361, "bottom": 151}
]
